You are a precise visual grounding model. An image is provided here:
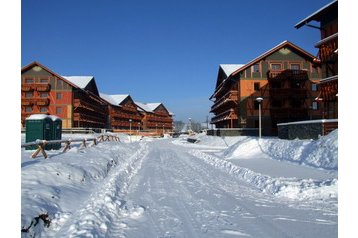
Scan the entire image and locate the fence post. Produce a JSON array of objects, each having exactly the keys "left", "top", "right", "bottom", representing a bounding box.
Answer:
[
  {"left": 63, "top": 141, "right": 71, "bottom": 152},
  {"left": 81, "top": 139, "right": 87, "bottom": 148},
  {"left": 32, "top": 141, "right": 48, "bottom": 159}
]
